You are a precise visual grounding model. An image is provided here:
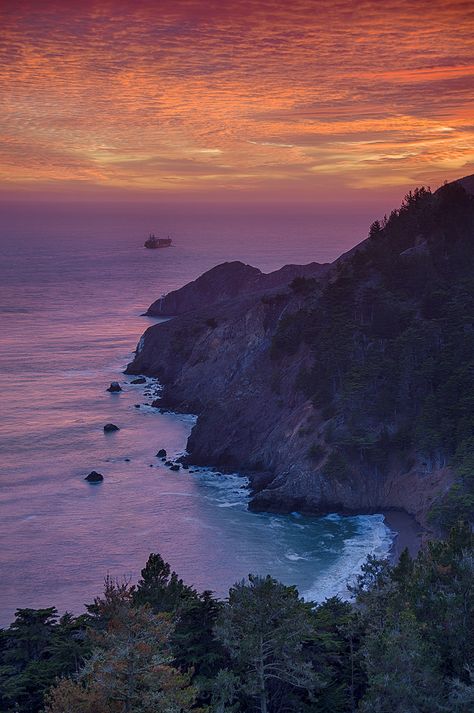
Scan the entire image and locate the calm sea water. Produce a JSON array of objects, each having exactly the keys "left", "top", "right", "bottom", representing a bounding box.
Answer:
[{"left": 0, "top": 210, "right": 393, "bottom": 625}]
